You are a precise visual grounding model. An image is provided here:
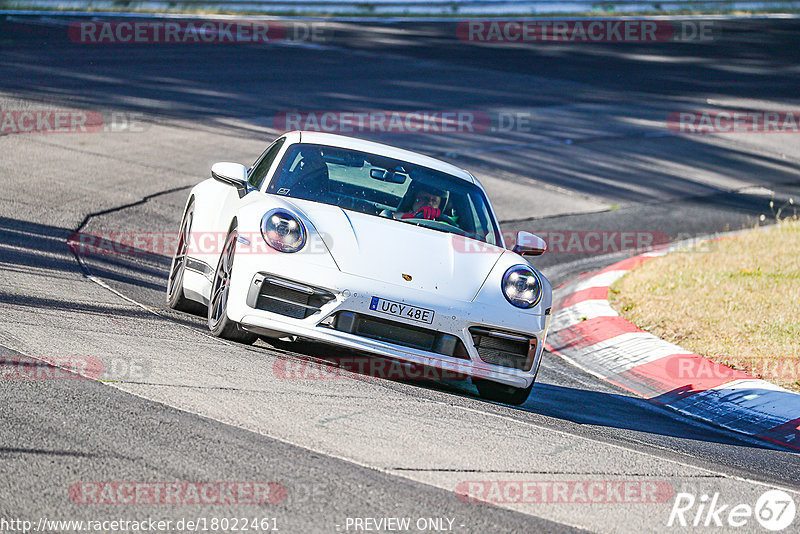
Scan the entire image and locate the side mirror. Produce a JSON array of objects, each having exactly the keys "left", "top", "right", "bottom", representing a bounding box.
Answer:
[
  {"left": 512, "top": 231, "right": 547, "bottom": 257},
  {"left": 211, "top": 162, "right": 248, "bottom": 198}
]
